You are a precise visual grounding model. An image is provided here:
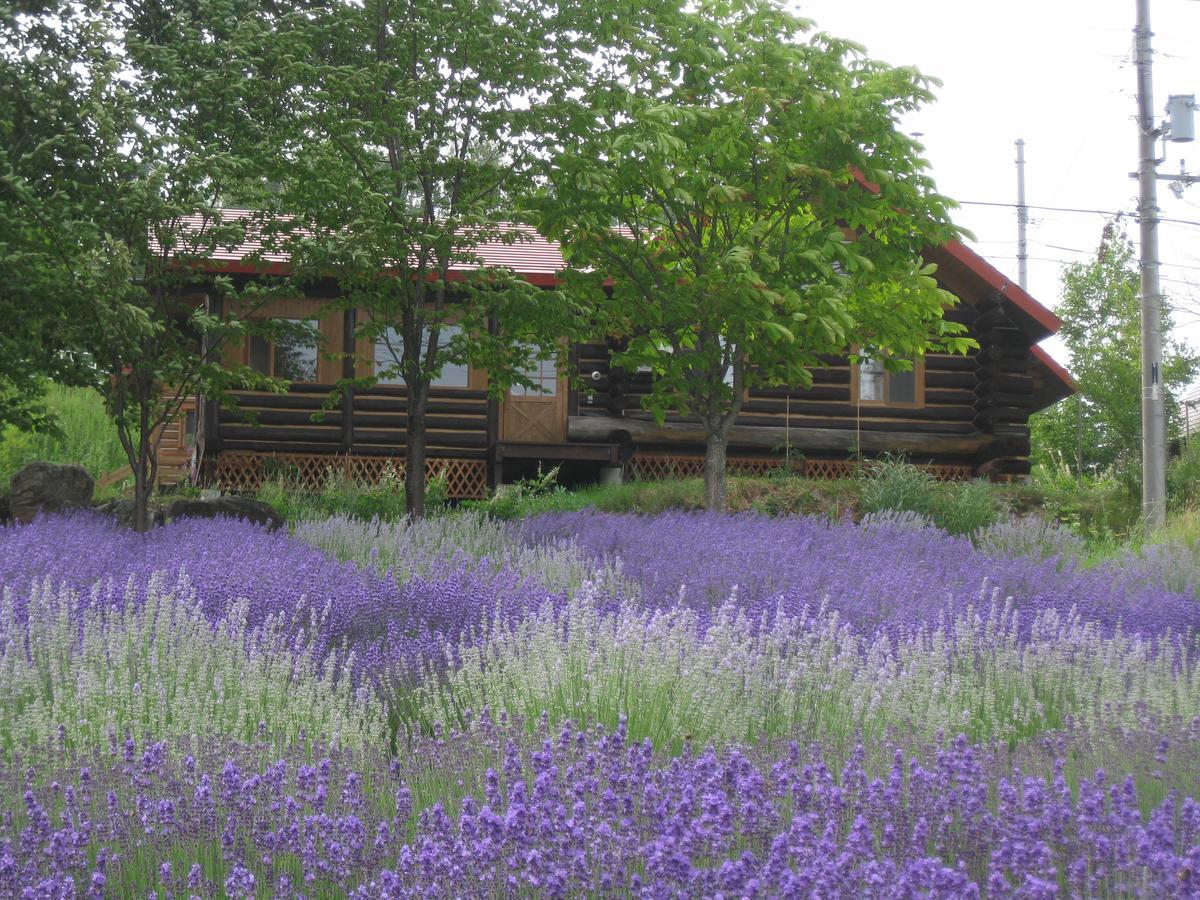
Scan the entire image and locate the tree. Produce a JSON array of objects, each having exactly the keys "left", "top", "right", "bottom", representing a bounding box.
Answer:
[
  {"left": 267, "top": 0, "right": 600, "bottom": 517},
  {"left": 1031, "top": 224, "right": 1197, "bottom": 475},
  {"left": 2, "top": 1, "right": 296, "bottom": 530},
  {"left": 0, "top": 3, "right": 109, "bottom": 432},
  {"left": 534, "top": 0, "right": 972, "bottom": 510}
]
